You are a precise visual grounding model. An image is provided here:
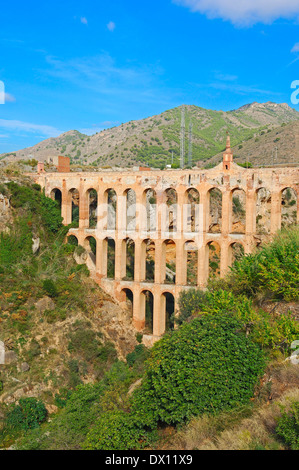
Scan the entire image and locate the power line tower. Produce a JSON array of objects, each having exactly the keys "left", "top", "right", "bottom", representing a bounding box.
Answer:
[
  {"left": 180, "top": 106, "right": 185, "bottom": 169},
  {"left": 188, "top": 122, "right": 193, "bottom": 167}
]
